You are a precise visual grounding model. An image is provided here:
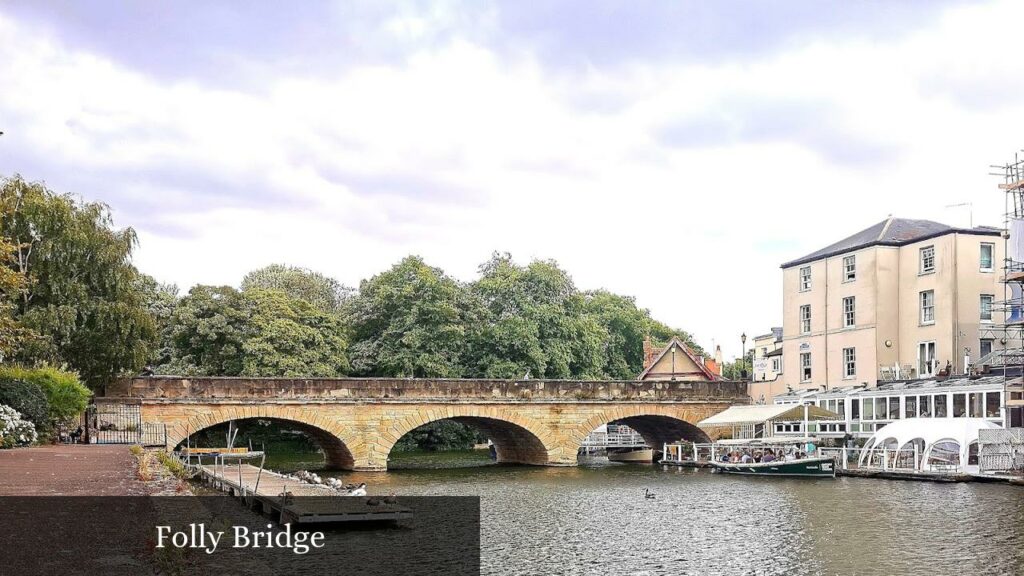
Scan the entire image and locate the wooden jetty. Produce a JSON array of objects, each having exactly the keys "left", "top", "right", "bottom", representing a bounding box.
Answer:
[{"left": 187, "top": 458, "right": 413, "bottom": 525}]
